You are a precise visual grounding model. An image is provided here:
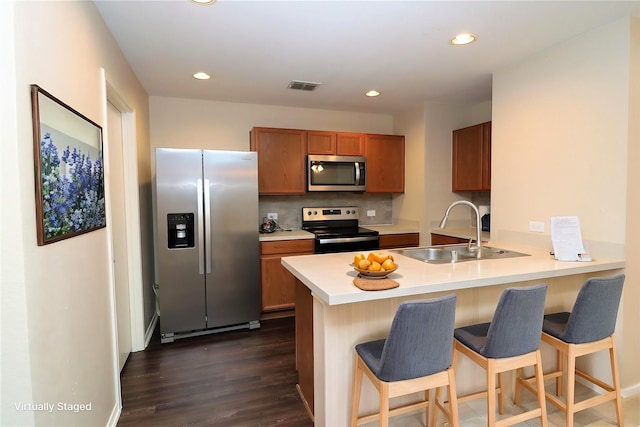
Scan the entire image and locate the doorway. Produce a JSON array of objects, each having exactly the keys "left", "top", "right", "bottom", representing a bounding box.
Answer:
[{"left": 107, "top": 100, "right": 131, "bottom": 371}]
